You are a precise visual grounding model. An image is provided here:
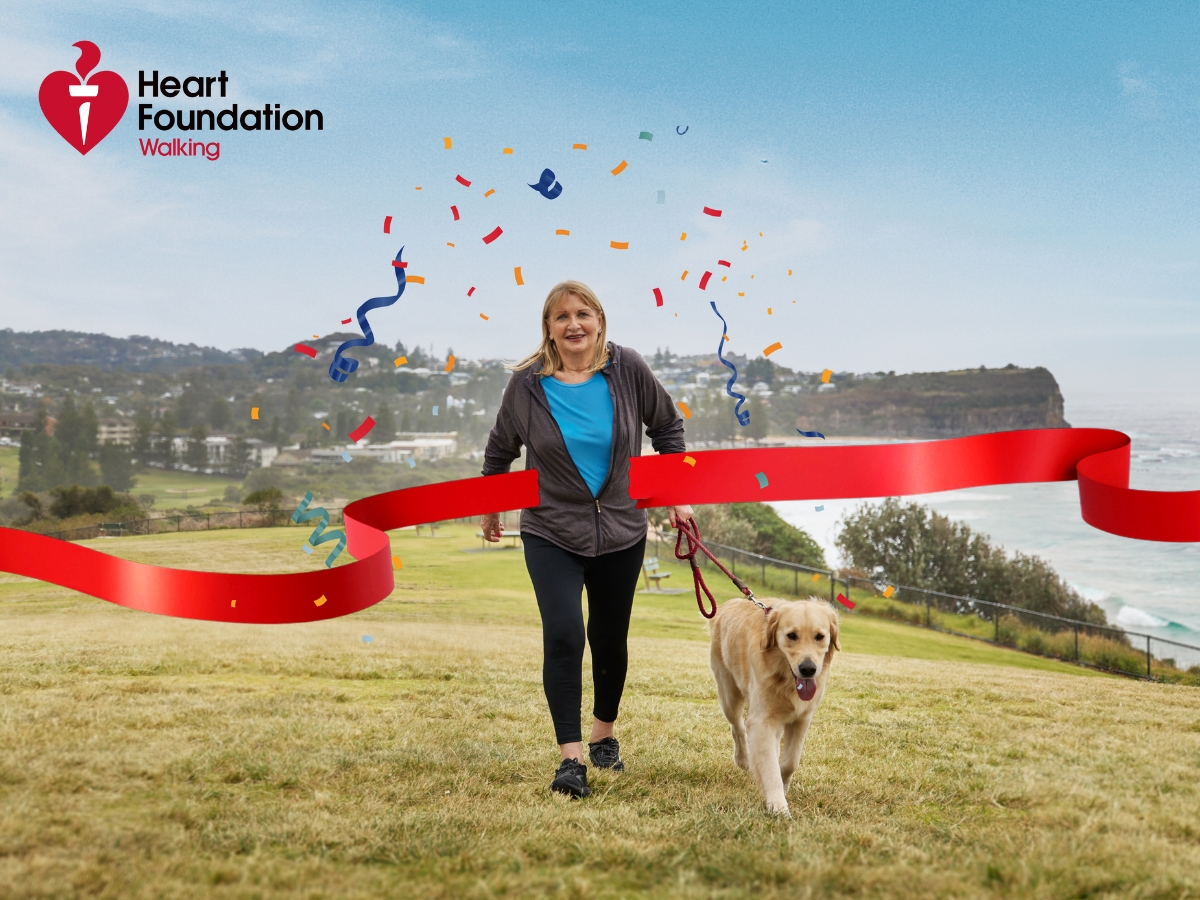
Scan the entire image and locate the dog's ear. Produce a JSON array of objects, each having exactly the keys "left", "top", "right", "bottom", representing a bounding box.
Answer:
[
  {"left": 824, "top": 608, "right": 841, "bottom": 665},
  {"left": 760, "top": 608, "right": 779, "bottom": 652}
]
